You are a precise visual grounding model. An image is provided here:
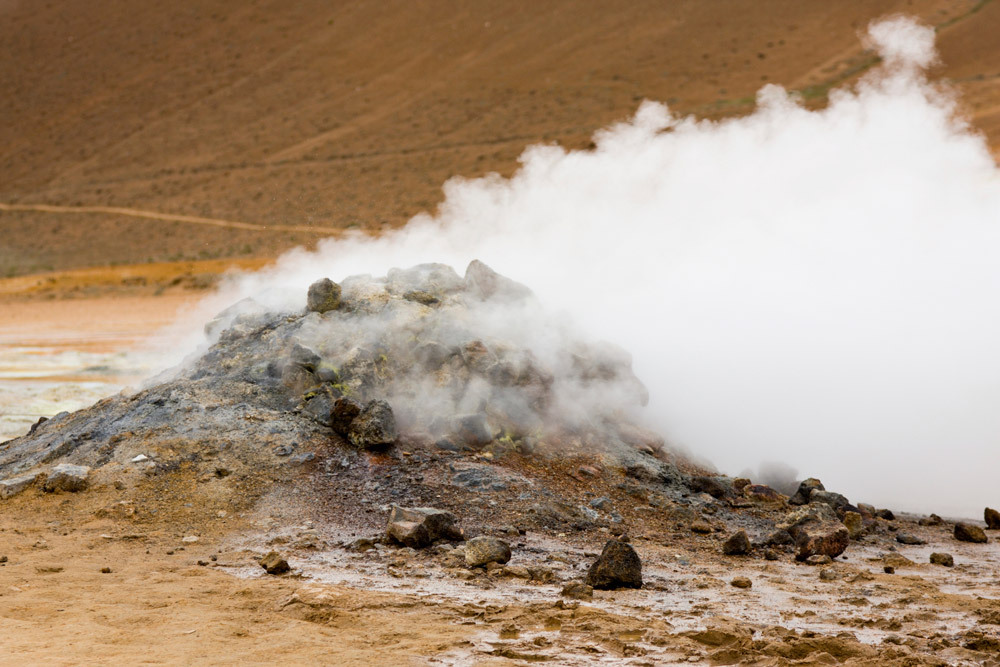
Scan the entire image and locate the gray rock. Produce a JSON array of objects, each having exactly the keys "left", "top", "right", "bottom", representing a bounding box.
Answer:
[
  {"left": 0, "top": 474, "right": 35, "bottom": 499},
  {"left": 955, "top": 522, "right": 988, "bottom": 544},
  {"left": 347, "top": 400, "right": 397, "bottom": 449},
  {"left": 809, "top": 489, "right": 851, "bottom": 510},
  {"left": 385, "top": 506, "right": 463, "bottom": 548},
  {"left": 875, "top": 508, "right": 895, "bottom": 521},
  {"left": 895, "top": 532, "right": 926, "bottom": 545},
  {"left": 260, "top": 551, "right": 290, "bottom": 575},
  {"left": 930, "top": 552, "right": 954, "bottom": 567},
  {"left": 43, "top": 464, "right": 90, "bottom": 492},
  {"left": 464, "top": 536, "right": 511, "bottom": 567},
  {"left": 306, "top": 278, "right": 341, "bottom": 313},
  {"left": 789, "top": 478, "right": 825, "bottom": 505},
  {"left": 585, "top": 539, "right": 642, "bottom": 590},
  {"left": 451, "top": 413, "right": 494, "bottom": 448},
  {"left": 721, "top": 530, "right": 751, "bottom": 556},
  {"left": 464, "top": 260, "right": 533, "bottom": 302}
]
